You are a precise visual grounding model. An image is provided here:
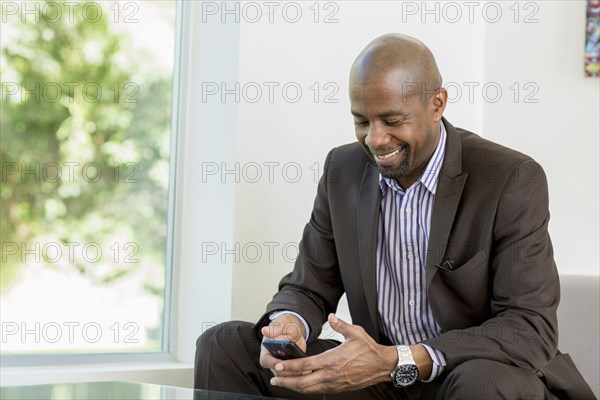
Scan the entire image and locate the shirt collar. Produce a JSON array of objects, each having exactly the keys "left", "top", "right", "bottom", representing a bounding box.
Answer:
[{"left": 378, "top": 121, "right": 447, "bottom": 196}]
